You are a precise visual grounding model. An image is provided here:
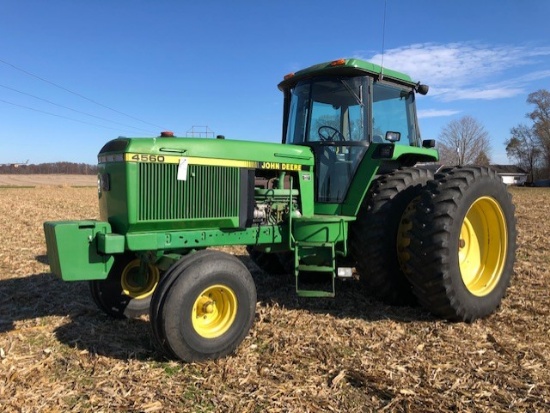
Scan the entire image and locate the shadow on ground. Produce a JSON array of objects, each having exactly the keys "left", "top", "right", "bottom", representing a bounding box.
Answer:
[
  {"left": 239, "top": 254, "right": 434, "bottom": 324},
  {"left": 0, "top": 267, "right": 156, "bottom": 361},
  {"left": 0, "top": 253, "right": 434, "bottom": 361}
]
